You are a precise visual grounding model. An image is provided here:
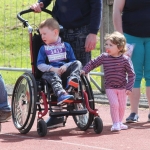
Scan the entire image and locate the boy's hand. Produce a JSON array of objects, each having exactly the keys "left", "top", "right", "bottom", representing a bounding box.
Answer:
[
  {"left": 126, "top": 90, "right": 131, "bottom": 95},
  {"left": 59, "top": 65, "right": 67, "bottom": 74},
  {"left": 50, "top": 67, "right": 61, "bottom": 76},
  {"left": 80, "top": 70, "right": 86, "bottom": 75}
]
